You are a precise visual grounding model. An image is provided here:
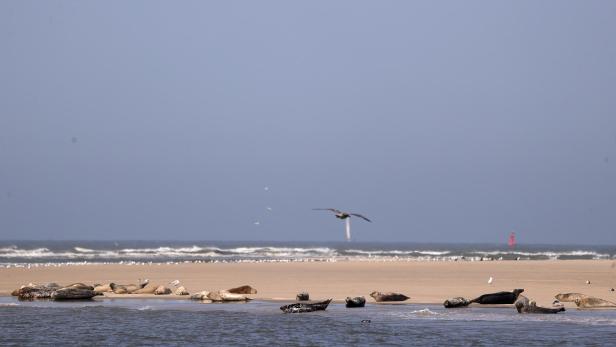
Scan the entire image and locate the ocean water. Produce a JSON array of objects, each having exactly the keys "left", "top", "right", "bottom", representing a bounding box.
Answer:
[
  {"left": 1, "top": 297, "right": 616, "bottom": 346},
  {"left": 1, "top": 240, "right": 615, "bottom": 267}
]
